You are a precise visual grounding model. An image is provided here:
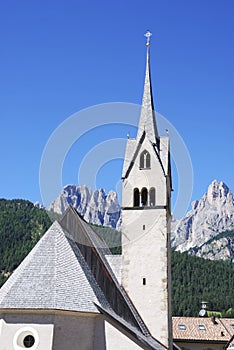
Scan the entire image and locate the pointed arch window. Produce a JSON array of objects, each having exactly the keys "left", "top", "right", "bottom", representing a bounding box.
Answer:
[
  {"left": 149, "top": 187, "right": 156, "bottom": 206},
  {"left": 133, "top": 188, "right": 140, "bottom": 207},
  {"left": 140, "top": 150, "right": 151, "bottom": 169},
  {"left": 141, "top": 187, "right": 148, "bottom": 206}
]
